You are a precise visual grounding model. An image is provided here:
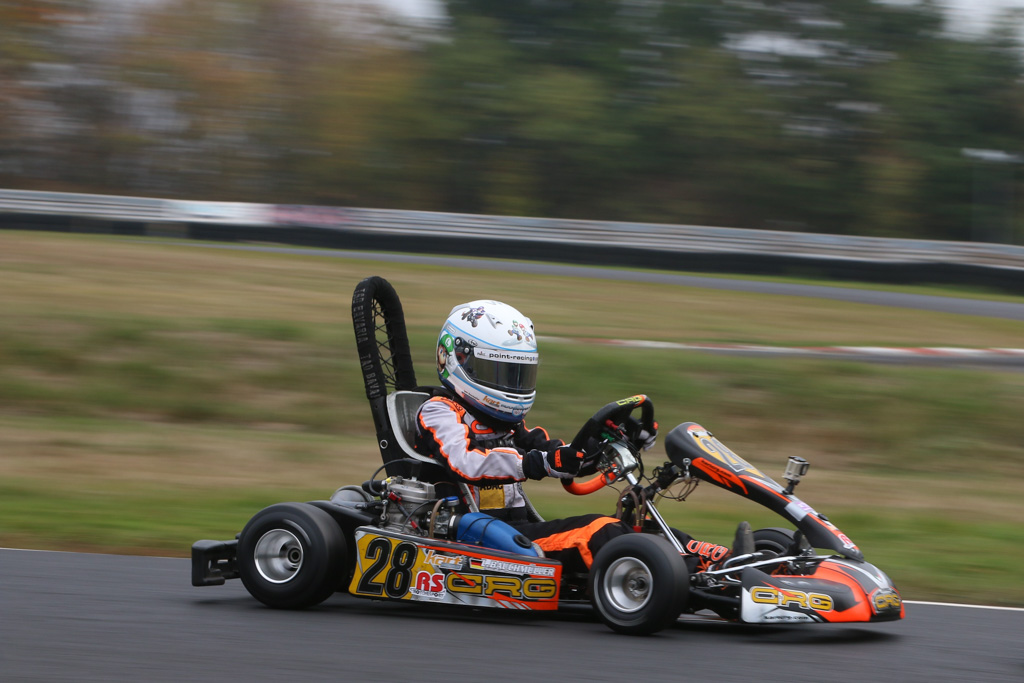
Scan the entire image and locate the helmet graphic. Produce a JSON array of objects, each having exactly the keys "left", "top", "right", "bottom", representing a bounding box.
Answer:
[{"left": 437, "top": 300, "right": 538, "bottom": 422}]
